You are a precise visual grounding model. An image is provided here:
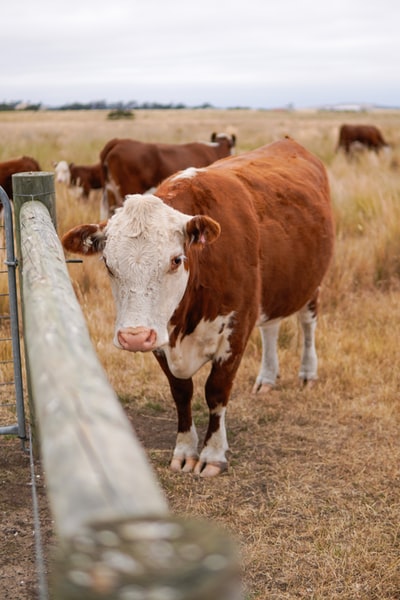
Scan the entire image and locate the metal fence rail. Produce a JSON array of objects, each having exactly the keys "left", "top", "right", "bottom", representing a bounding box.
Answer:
[{"left": 0, "top": 186, "right": 26, "bottom": 443}]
